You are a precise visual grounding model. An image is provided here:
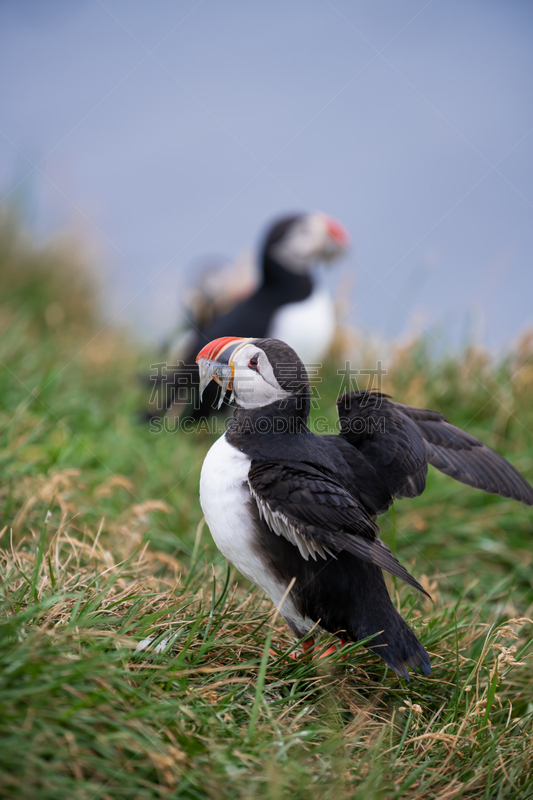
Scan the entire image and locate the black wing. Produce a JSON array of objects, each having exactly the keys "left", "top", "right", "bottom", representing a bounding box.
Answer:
[
  {"left": 247, "top": 460, "right": 430, "bottom": 597},
  {"left": 336, "top": 391, "right": 429, "bottom": 505},
  {"left": 335, "top": 391, "right": 533, "bottom": 506},
  {"left": 397, "top": 403, "right": 533, "bottom": 505}
]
